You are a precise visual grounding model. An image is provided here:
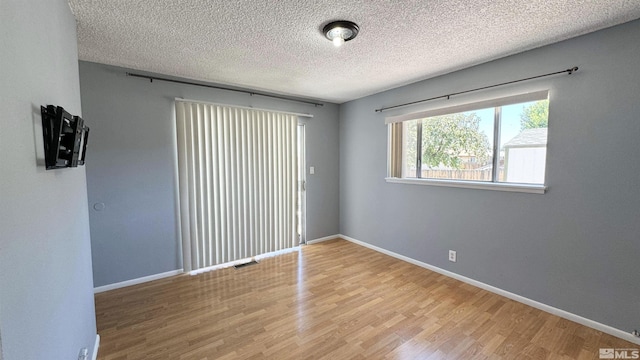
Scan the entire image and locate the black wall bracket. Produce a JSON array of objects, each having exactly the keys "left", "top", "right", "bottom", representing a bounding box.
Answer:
[{"left": 41, "top": 105, "right": 89, "bottom": 170}]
